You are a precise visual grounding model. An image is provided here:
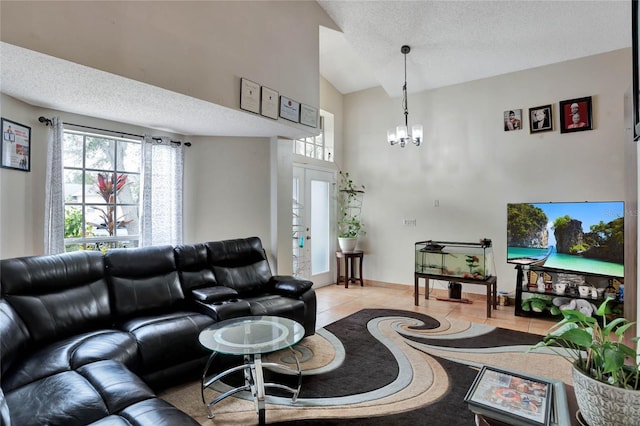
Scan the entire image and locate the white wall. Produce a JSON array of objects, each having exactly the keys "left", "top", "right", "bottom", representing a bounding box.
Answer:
[
  {"left": 0, "top": 1, "right": 337, "bottom": 121},
  {"left": 341, "top": 49, "right": 632, "bottom": 295},
  {"left": 183, "top": 135, "right": 272, "bottom": 245}
]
